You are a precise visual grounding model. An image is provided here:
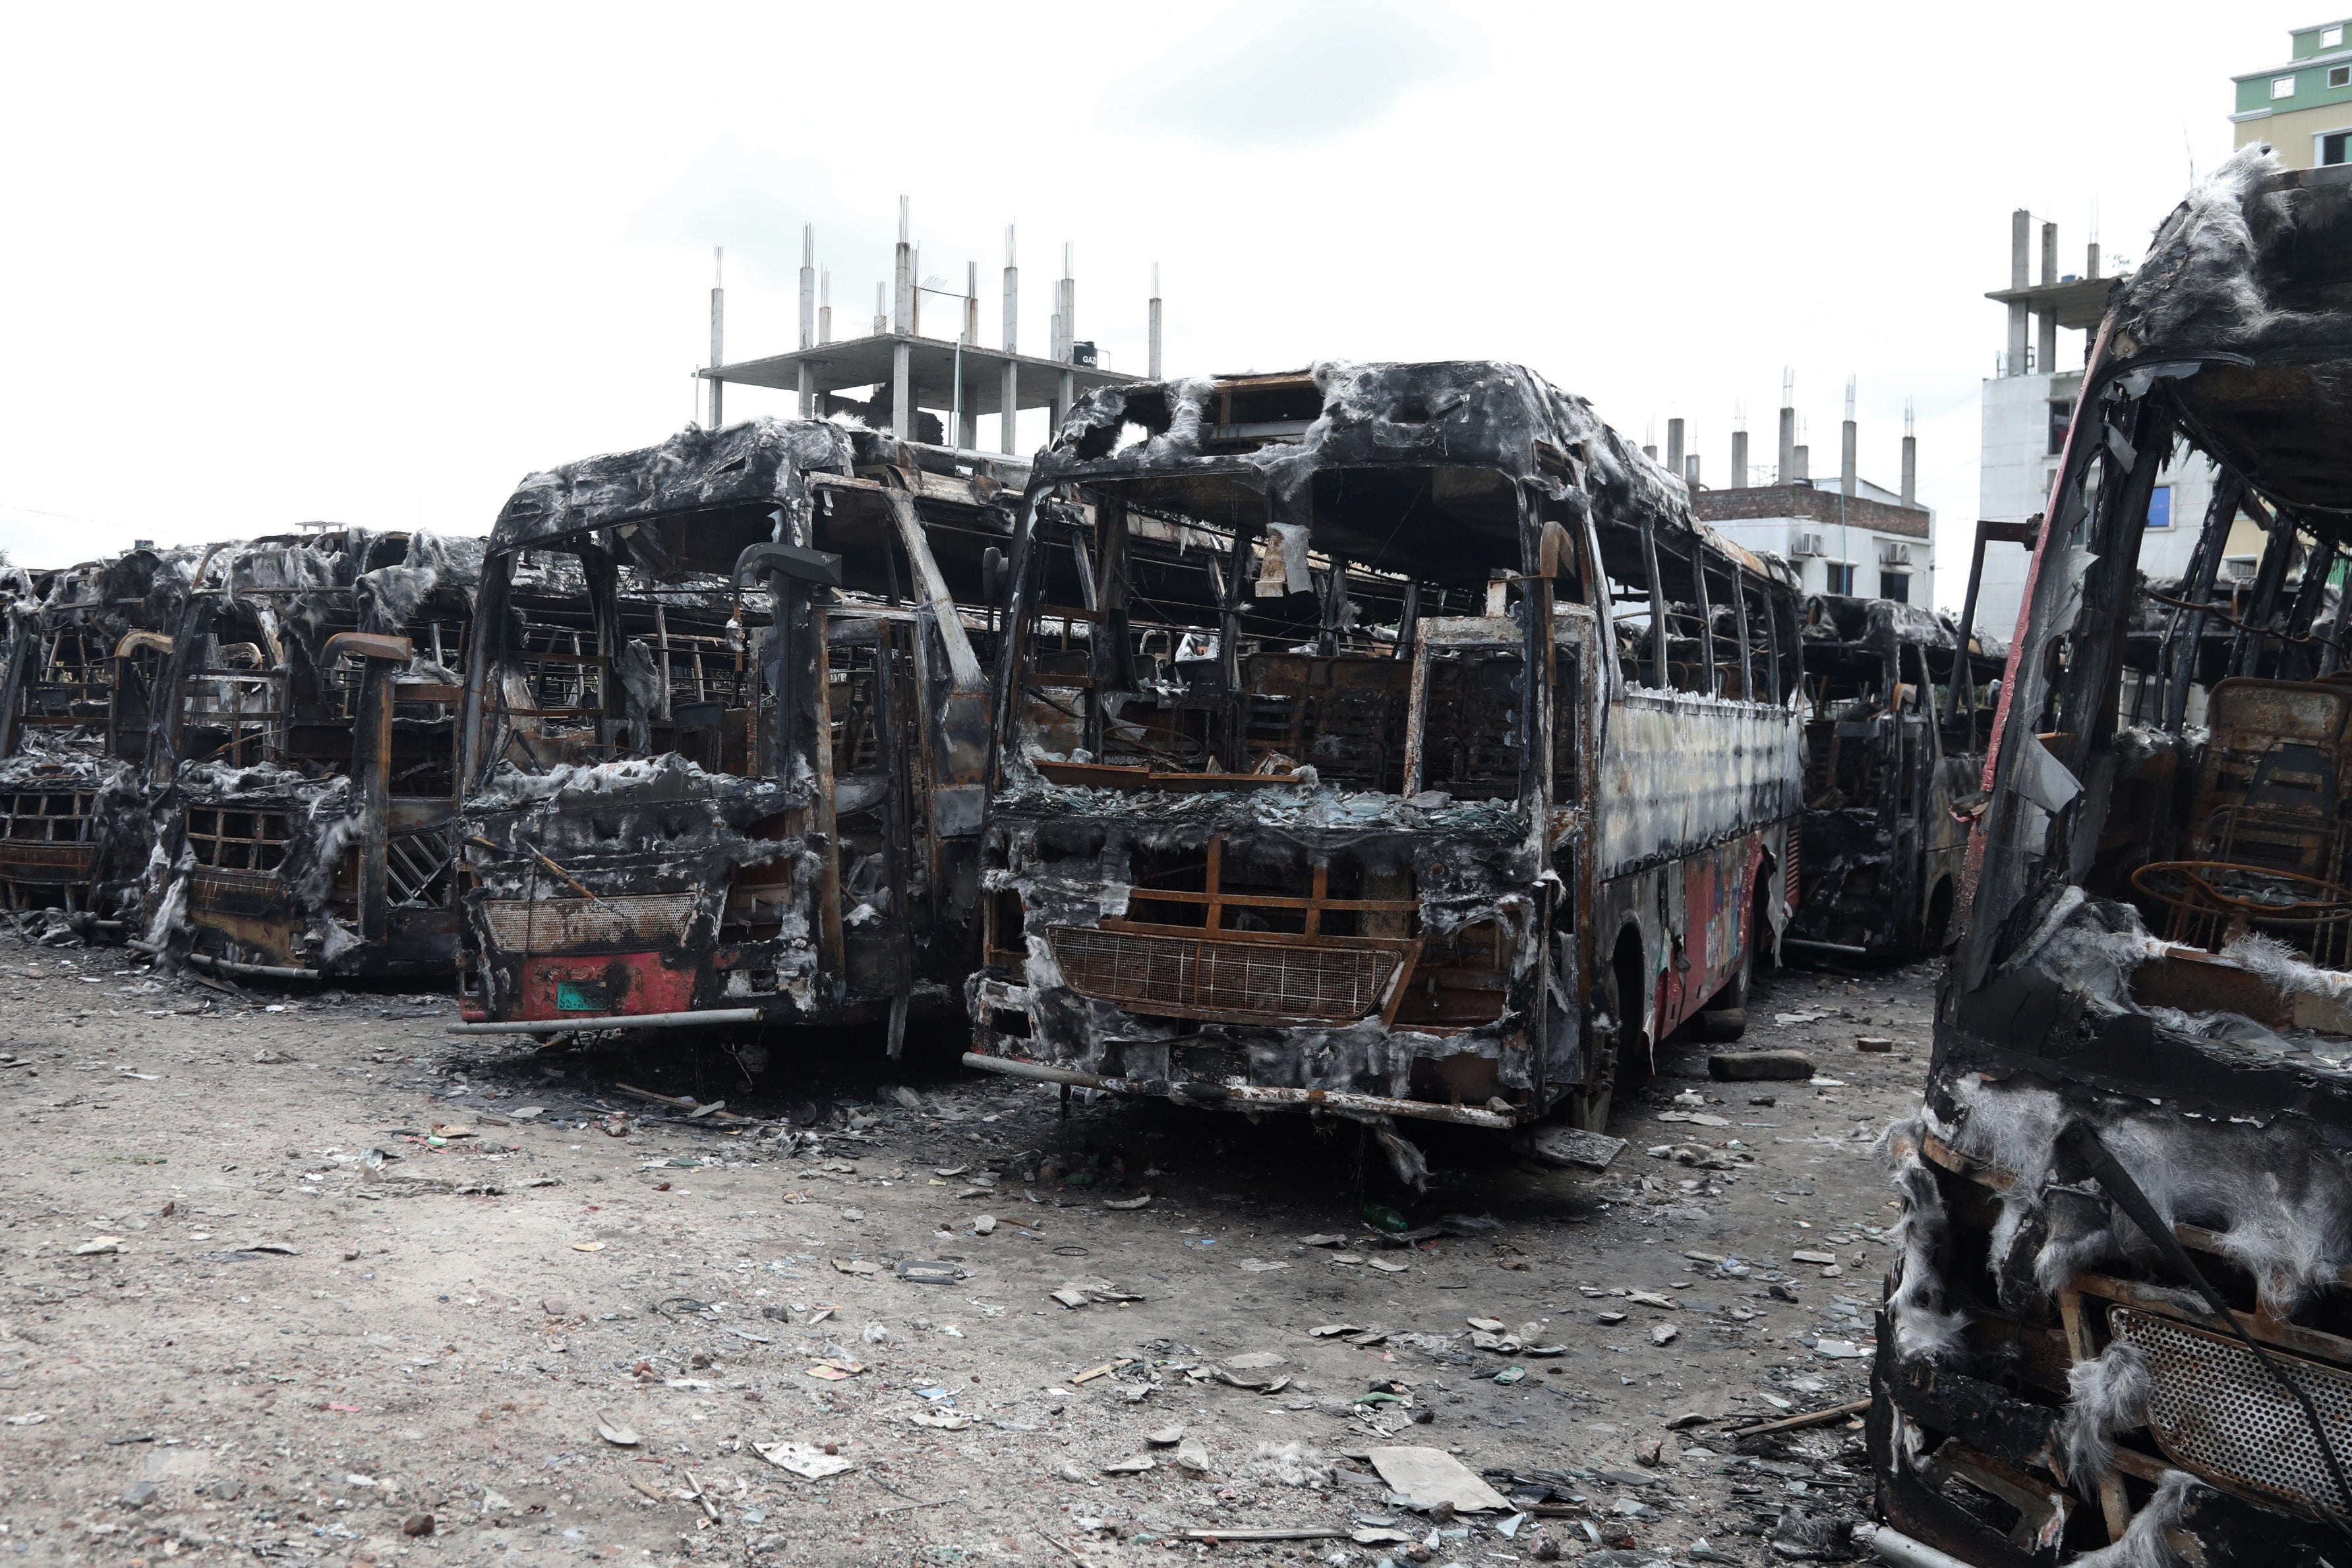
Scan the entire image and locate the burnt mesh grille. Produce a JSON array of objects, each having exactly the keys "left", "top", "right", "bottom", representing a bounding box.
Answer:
[
  {"left": 1048, "top": 925, "right": 1396, "bottom": 1024},
  {"left": 2113, "top": 1305, "right": 2352, "bottom": 1516}
]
